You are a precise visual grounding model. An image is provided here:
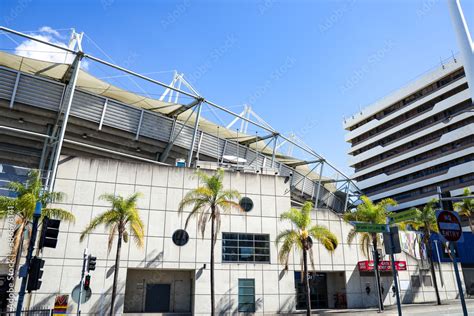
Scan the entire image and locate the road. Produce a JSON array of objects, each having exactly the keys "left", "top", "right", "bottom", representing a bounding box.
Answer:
[{"left": 310, "top": 299, "right": 474, "bottom": 316}]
